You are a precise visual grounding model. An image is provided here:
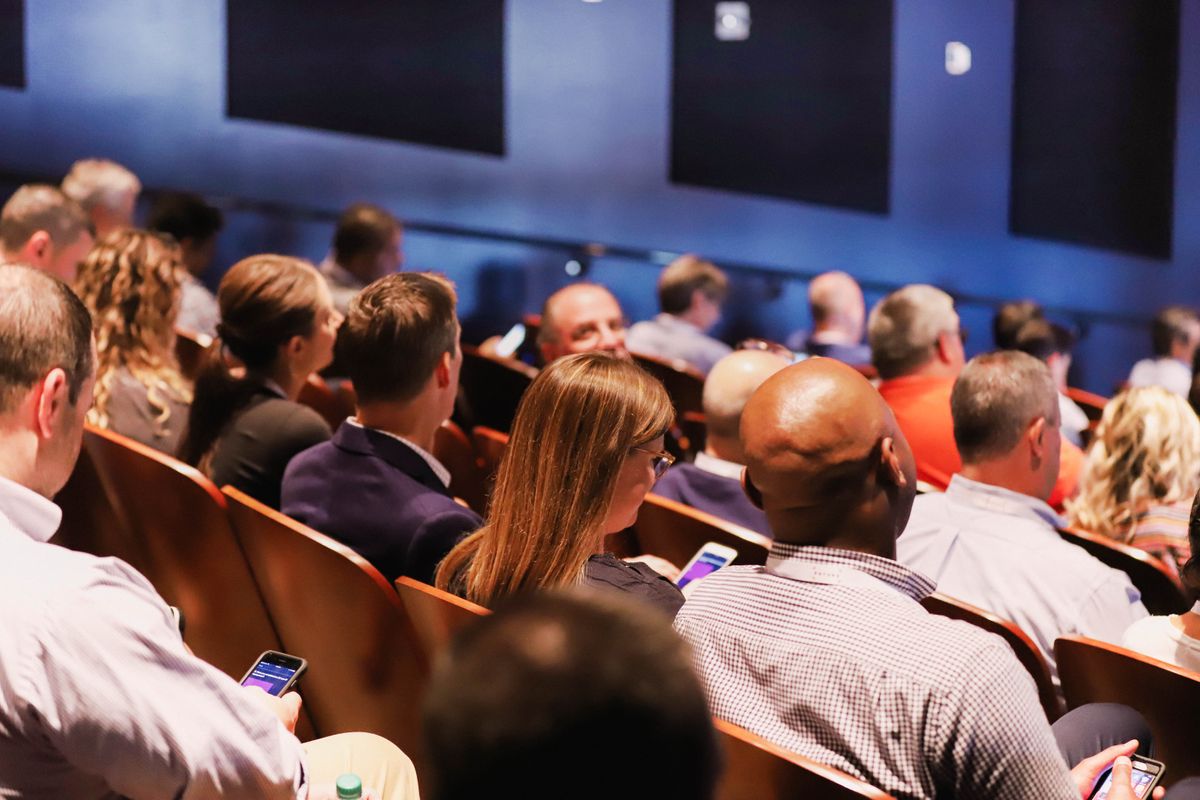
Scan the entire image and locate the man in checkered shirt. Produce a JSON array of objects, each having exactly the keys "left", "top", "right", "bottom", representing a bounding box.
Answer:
[{"left": 675, "top": 358, "right": 1177, "bottom": 800}]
